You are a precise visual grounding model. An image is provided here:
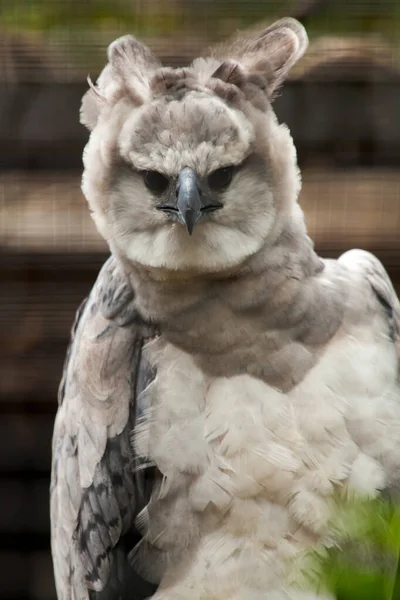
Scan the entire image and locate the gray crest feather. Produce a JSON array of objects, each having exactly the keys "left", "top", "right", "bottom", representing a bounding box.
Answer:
[{"left": 212, "top": 16, "right": 308, "bottom": 98}]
